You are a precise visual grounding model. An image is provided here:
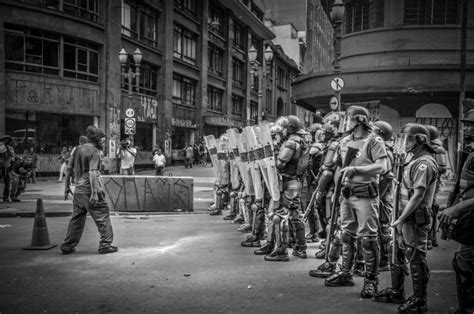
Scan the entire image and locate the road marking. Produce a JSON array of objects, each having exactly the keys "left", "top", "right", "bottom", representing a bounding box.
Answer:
[{"left": 430, "top": 270, "right": 454, "bottom": 274}]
